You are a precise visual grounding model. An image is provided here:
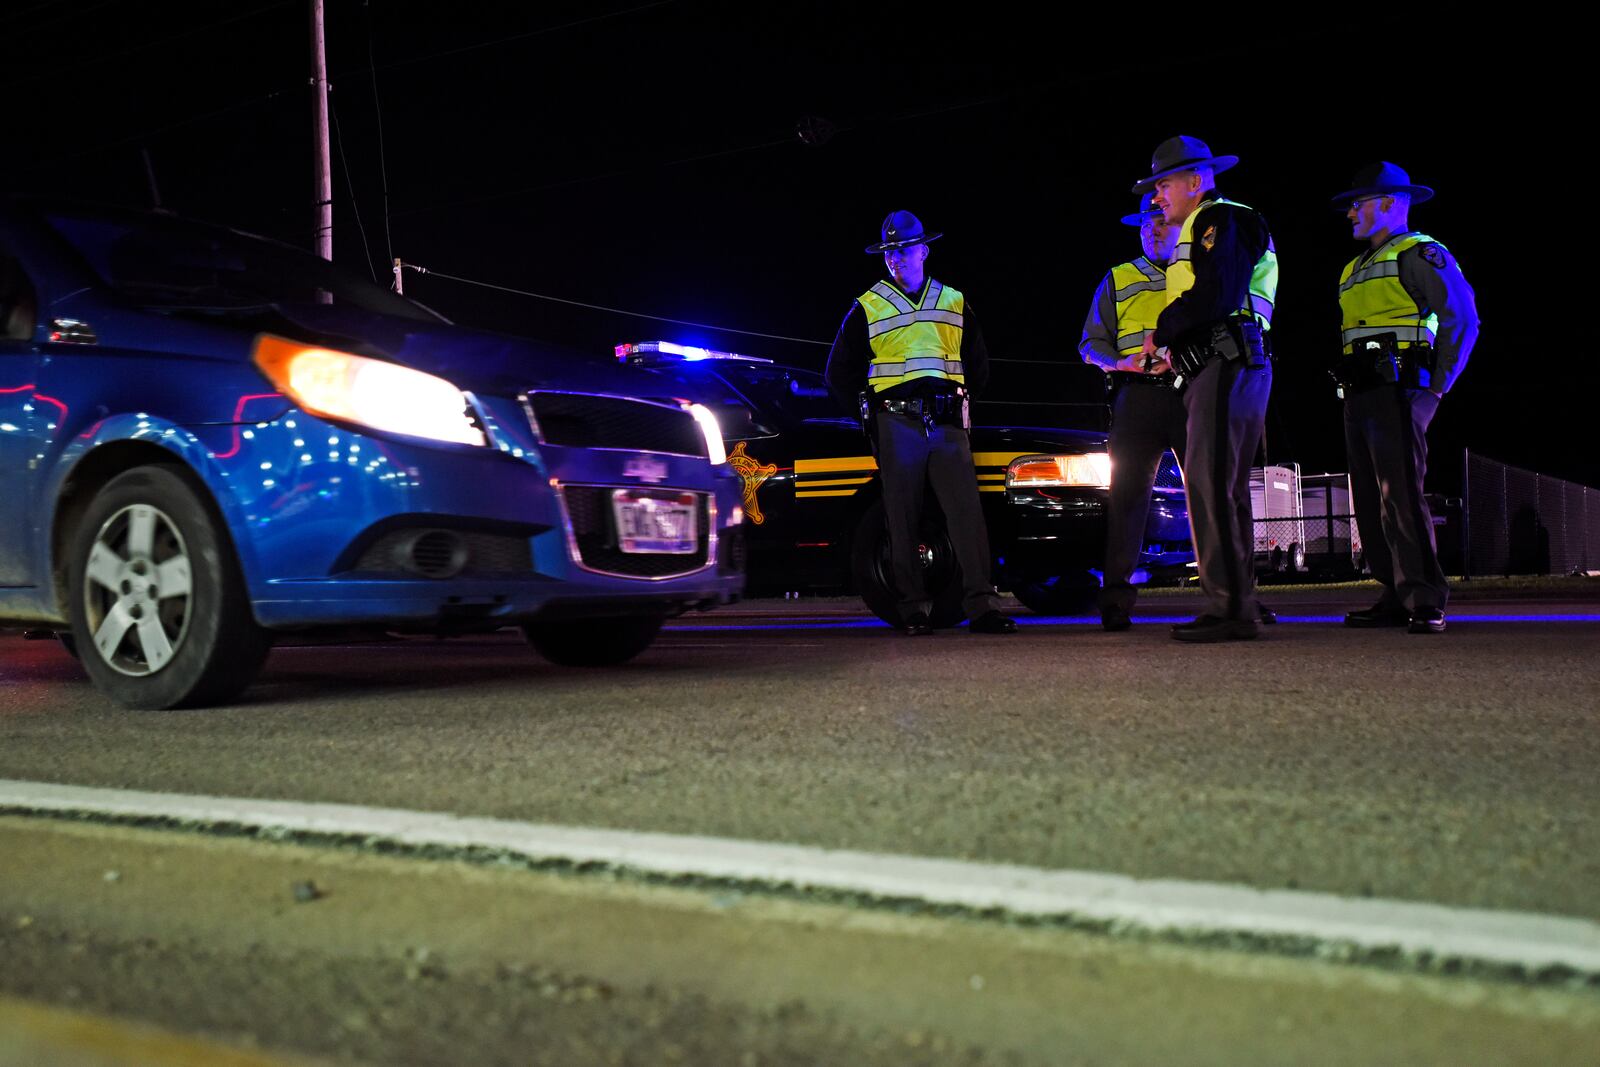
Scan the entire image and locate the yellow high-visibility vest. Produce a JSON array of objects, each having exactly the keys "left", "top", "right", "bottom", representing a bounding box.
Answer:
[
  {"left": 1166, "top": 196, "right": 1278, "bottom": 328},
  {"left": 857, "top": 278, "right": 965, "bottom": 392},
  {"left": 1110, "top": 256, "right": 1166, "bottom": 357},
  {"left": 1338, "top": 232, "right": 1441, "bottom": 353}
]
